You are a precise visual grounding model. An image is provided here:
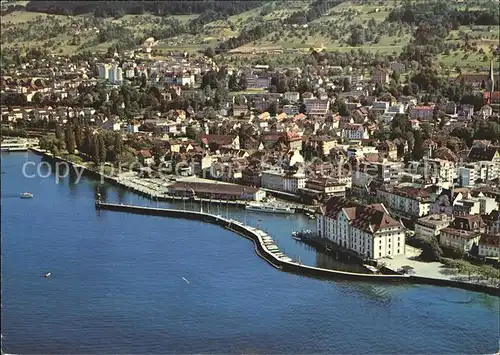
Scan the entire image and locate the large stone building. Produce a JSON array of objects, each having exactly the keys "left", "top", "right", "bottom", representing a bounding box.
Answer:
[
  {"left": 261, "top": 168, "right": 306, "bottom": 194},
  {"left": 316, "top": 197, "right": 406, "bottom": 259}
]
